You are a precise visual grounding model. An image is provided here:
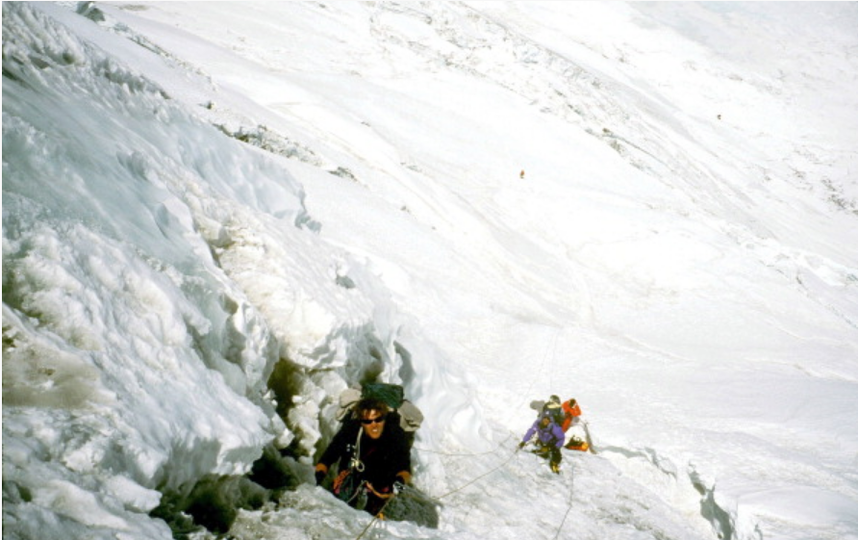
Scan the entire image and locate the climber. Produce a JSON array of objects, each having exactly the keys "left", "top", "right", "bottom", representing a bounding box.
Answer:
[{"left": 519, "top": 410, "right": 565, "bottom": 474}]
